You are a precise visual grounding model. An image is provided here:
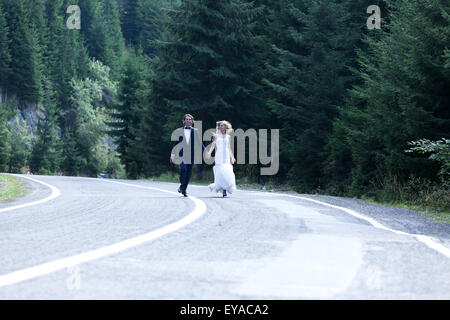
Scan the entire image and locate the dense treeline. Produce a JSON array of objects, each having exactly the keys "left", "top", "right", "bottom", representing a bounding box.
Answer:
[{"left": 0, "top": 0, "right": 448, "bottom": 211}]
